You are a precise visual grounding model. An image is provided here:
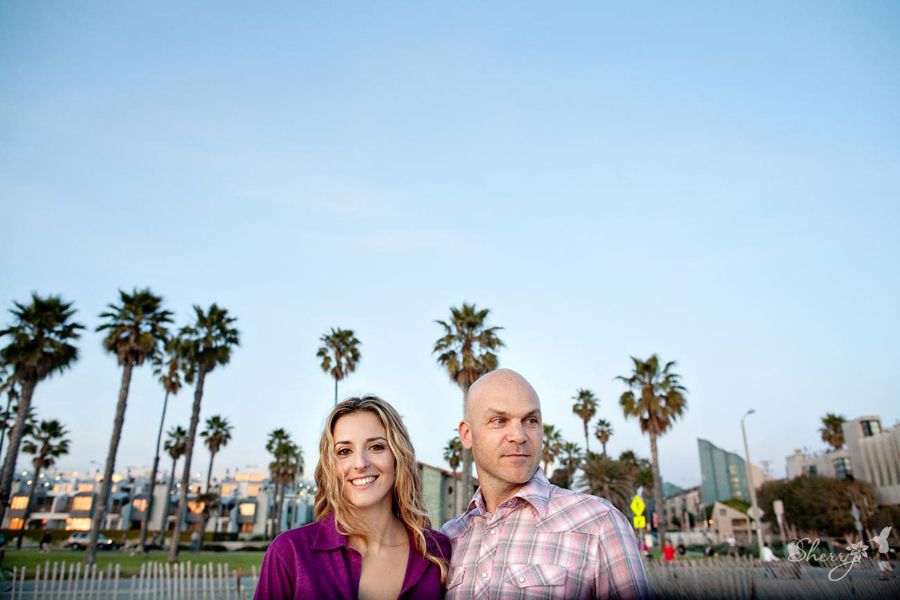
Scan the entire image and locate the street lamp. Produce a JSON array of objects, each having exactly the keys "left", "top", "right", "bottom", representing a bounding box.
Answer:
[{"left": 741, "top": 409, "right": 765, "bottom": 558}]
